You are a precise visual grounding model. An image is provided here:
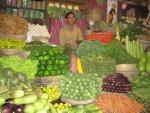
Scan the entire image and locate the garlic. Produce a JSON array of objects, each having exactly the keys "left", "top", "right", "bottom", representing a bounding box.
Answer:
[
  {"left": 74, "top": 6, "right": 79, "bottom": 11},
  {"left": 67, "top": 5, "right": 73, "bottom": 10},
  {"left": 55, "top": 3, "right": 60, "bottom": 8},
  {"left": 49, "top": 3, "right": 54, "bottom": 7}
]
